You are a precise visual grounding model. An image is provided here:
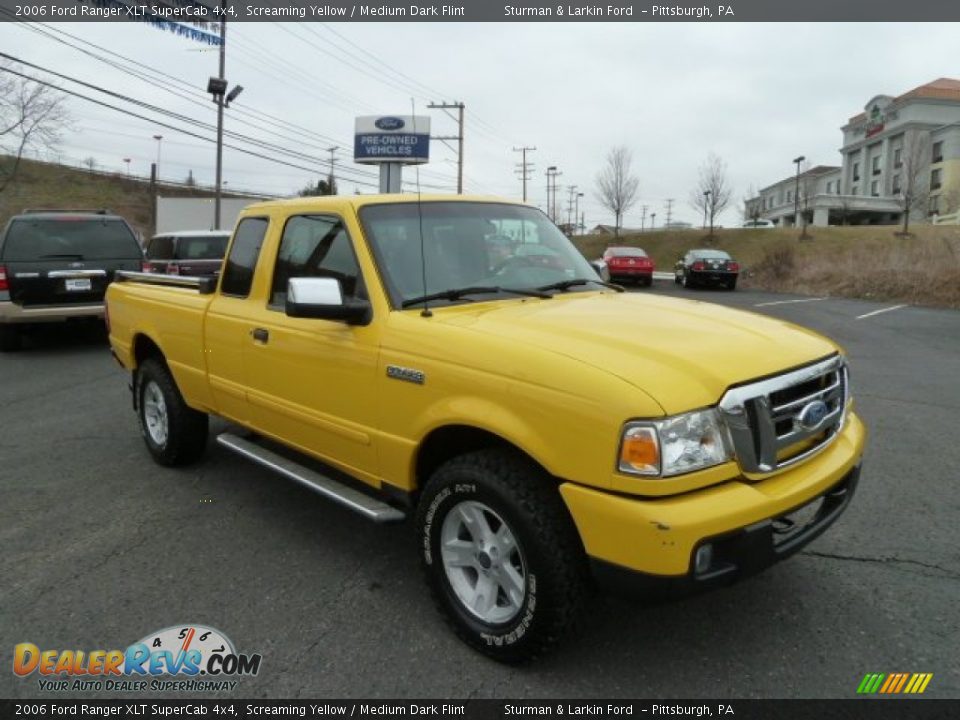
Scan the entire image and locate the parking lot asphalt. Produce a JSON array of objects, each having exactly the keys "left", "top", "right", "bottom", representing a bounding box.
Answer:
[{"left": 2, "top": 282, "right": 958, "bottom": 700}]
